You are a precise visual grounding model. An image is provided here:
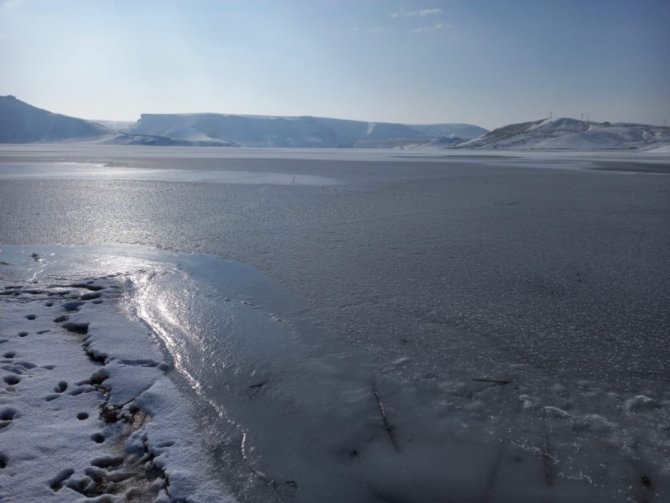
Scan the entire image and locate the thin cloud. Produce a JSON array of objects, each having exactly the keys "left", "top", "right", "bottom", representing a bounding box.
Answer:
[
  {"left": 356, "top": 7, "right": 445, "bottom": 34},
  {"left": 392, "top": 8, "right": 442, "bottom": 18},
  {"left": 411, "top": 23, "right": 445, "bottom": 33}
]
